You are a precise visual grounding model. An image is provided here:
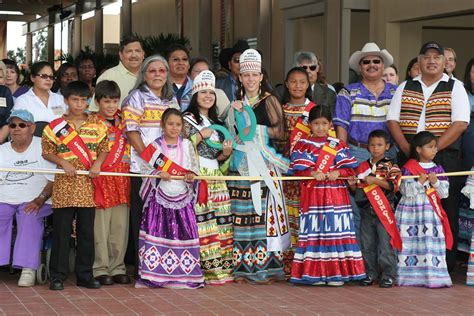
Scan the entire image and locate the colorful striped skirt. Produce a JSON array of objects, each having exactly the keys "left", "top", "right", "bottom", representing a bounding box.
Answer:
[
  {"left": 195, "top": 167, "right": 234, "bottom": 285},
  {"left": 137, "top": 187, "right": 204, "bottom": 289},
  {"left": 290, "top": 180, "right": 365, "bottom": 284},
  {"left": 458, "top": 195, "right": 474, "bottom": 285},
  {"left": 283, "top": 180, "right": 300, "bottom": 277},
  {"left": 396, "top": 196, "right": 452, "bottom": 288},
  {"left": 228, "top": 171, "right": 286, "bottom": 284}
]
